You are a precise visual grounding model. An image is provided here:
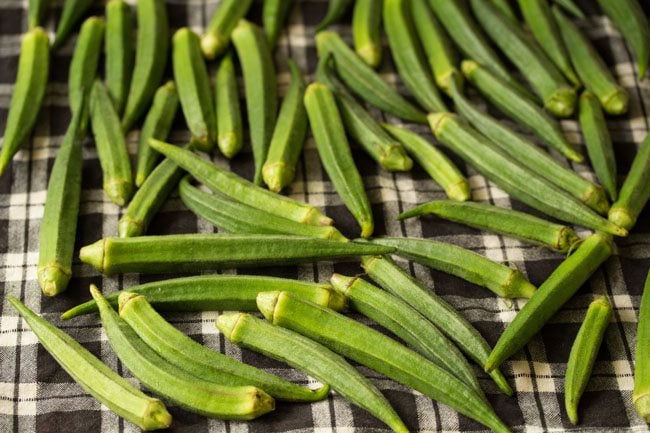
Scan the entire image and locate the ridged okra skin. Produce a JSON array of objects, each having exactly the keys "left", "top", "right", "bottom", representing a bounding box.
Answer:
[
  {"left": 634, "top": 271, "right": 650, "bottom": 422},
  {"left": 69, "top": 17, "right": 105, "bottom": 116},
  {"left": 352, "top": 0, "right": 383, "bottom": 68},
  {"left": 52, "top": 0, "right": 94, "bottom": 49},
  {"left": 215, "top": 53, "right": 243, "bottom": 159},
  {"left": 105, "top": 0, "right": 134, "bottom": 116},
  {"left": 201, "top": 0, "right": 253, "bottom": 59},
  {"left": 263, "top": 0, "right": 293, "bottom": 48},
  {"left": 316, "top": 0, "right": 353, "bottom": 31}
]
